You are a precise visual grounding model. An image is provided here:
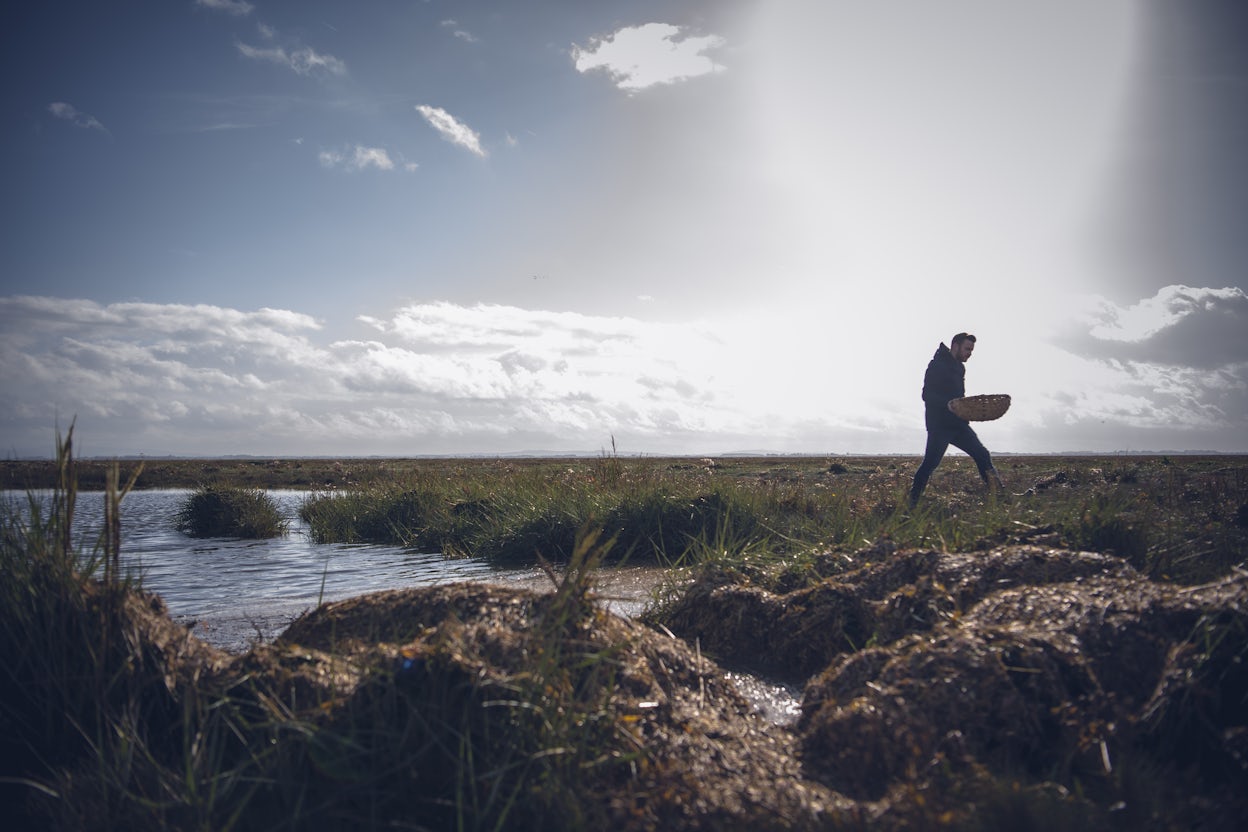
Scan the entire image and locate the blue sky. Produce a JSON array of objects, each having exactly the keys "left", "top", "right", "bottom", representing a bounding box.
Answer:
[{"left": 2, "top": 0, "right": 1246, "bottom": 457}]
